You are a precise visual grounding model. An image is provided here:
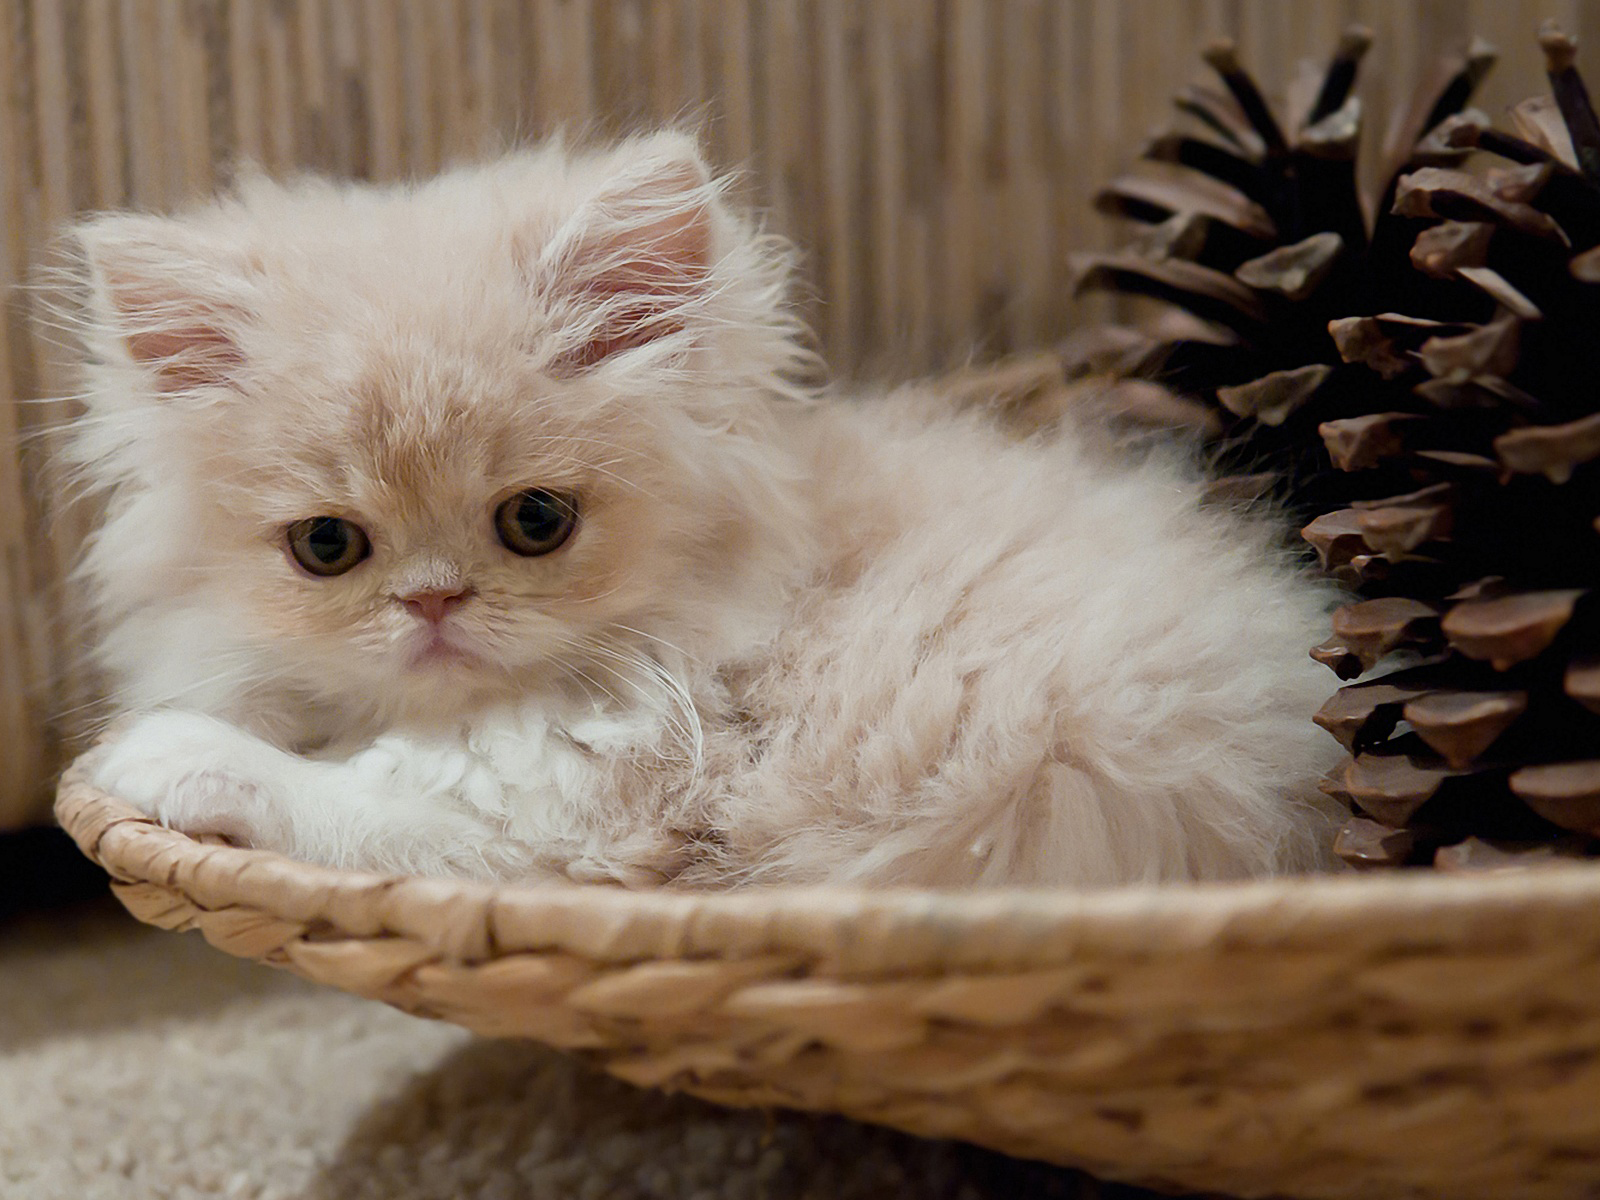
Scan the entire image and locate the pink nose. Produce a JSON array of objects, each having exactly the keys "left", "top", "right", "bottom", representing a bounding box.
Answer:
[{"left": 399, "top": 588, "right": 470, "bottom": 625}]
